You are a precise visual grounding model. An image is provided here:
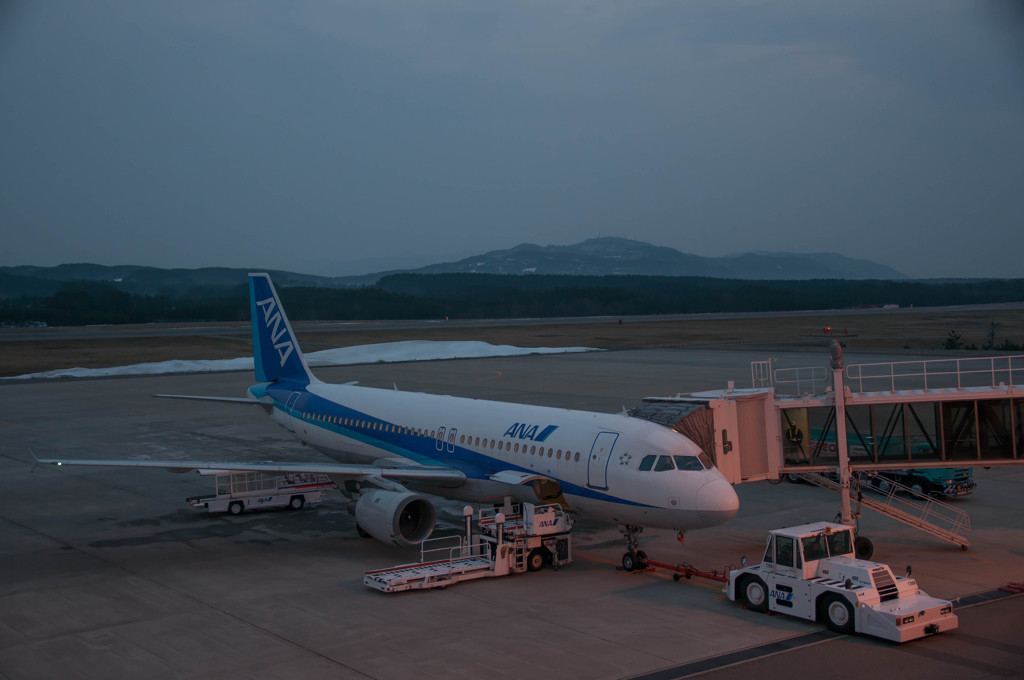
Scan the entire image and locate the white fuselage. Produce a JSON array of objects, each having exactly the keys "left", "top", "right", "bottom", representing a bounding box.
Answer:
[{"left": 255, "top": 380, "right": 739, "bottom": 532}]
